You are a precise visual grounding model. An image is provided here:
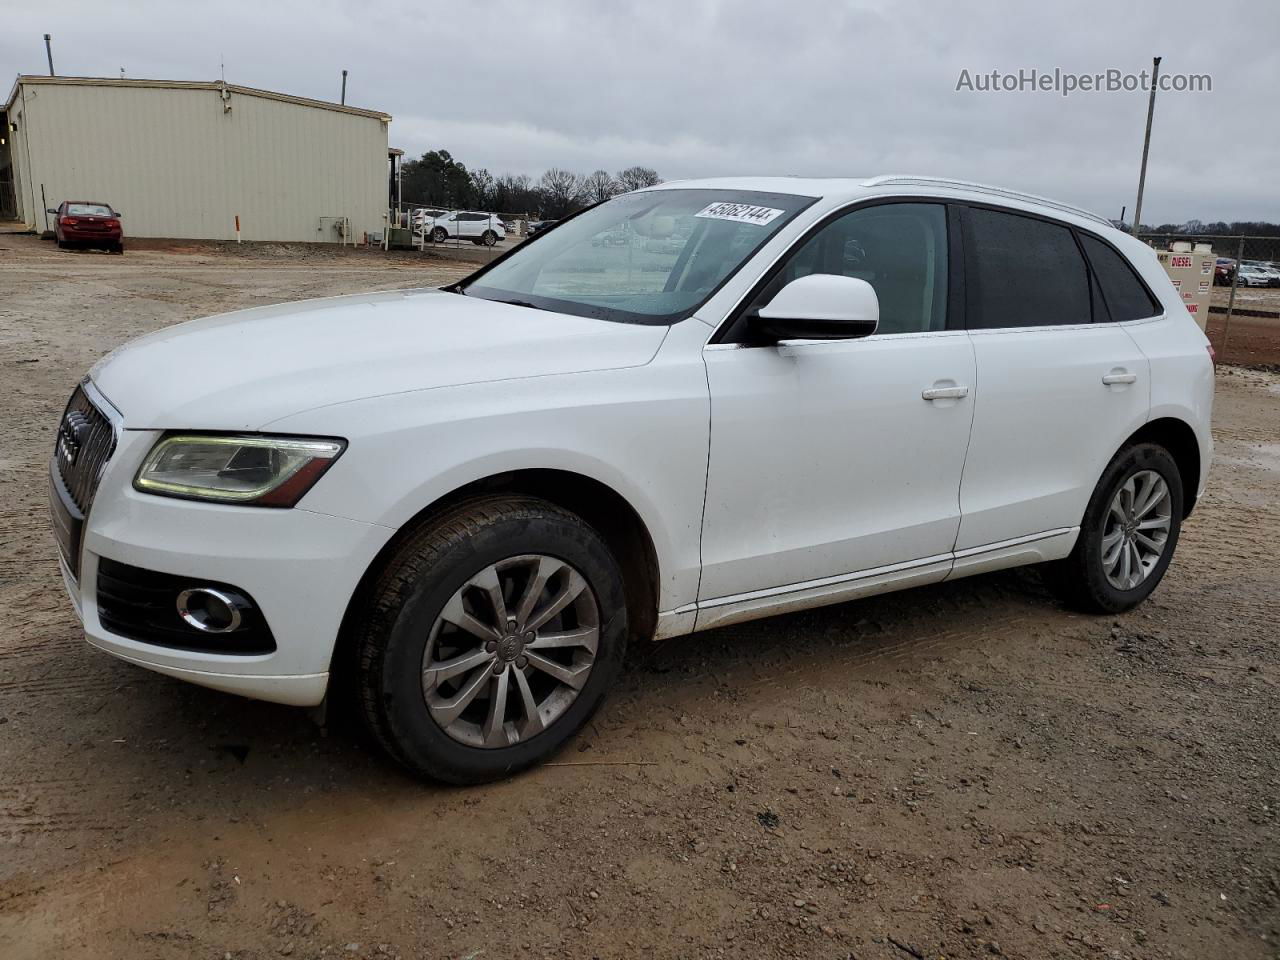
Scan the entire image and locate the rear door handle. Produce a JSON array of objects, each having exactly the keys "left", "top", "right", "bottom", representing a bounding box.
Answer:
[
  {"left": 922, "top": 384, "right": 970, "bottom": 401},
  {"left": 1102, "top": 370, "right": 1137, "bottom": 385}
]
